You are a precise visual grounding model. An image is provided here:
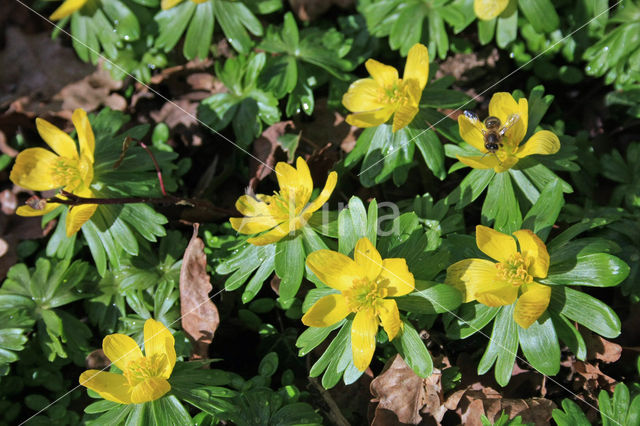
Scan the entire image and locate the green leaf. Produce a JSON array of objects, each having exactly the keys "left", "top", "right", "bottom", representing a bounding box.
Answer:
[
  {"left": 518, "top": 0, "right": 559, "bottom": 33},
  {"left": 522, "top": 86, "right": 554, "bottom": 141},
  {"left": 551, "top": 312, "right": 586, "bottom": 361},
  {"left": 309, "top": 319, "right": 351, "bottom": 377},
  {"left": 477, "top": 18, "right": 496, "bottom": 45},
  {"left": 549, "top": 286, "right": 621, "bottom": 338},
  {"left": 509, "top": 169, "right": 540, "bottom": 204},
  {"left": 183, "top": 2, "right": 214, "bottom": 60},
  {"left": 296, "top": 321, "right": 344, "bottom": 356},
  {"left": 444, "top": 303, "right": 499, "bottom": 339},
  {"left": 275, "top": 235, "right": 305, "bottom": 302},
  {"left": 478, "top": 304, "right": 518, "bottom": 386},
  {"left": 395, "top": 281, "right": 462, "bottom": 315},
  {"left": 258, "top": 352, "right": 279, "bottom": 377},
  {"left": 552, "top": 399, "right": 590, "bottom": 426},
  {"left": 338, "top": 197, "right": 368, "bottom": 255},
  {"left": 394, "top": 320, "right": 433, "bottom": 378},
  {"left": 151, "top": 396, "right": 192, "bottom": 425},
  {"left": 518, "top": 313, "right": 560, "bottom": 376},
  {"left": 545, "top": 253, "right": 630, "bottom": 287},
  {"left": 102, "top": 0, "right": 140, "bottom": 41},
  {"left": 481, "top": 172, "right": 522, "bottom": 234},
  {"left": 519, "top": 160, "right": 572, "bottom": 194},
  {"left": 521, "top": 178, "right": 564, "bottom": 241},
  {"left": 155, "top": 2, "right": 196, "bottom": 53},
  {"left": 359, "top": 125, "right": 415, "bottom": 187},
  {"left": 496, "top": 0, "right": 517, "bottom": 48},
  {"left": 445, "top": 168, "right": 495, "bottom": 208},
  {"left": 413, "top": 129, "right": 446, "bottom": 180}
]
